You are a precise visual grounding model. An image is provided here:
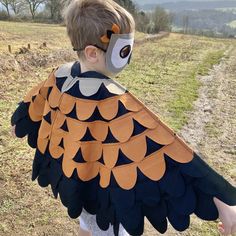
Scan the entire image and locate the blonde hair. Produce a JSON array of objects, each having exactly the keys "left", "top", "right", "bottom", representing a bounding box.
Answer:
[{"left": 63, "top": 0, "right": 135, "bottom": 59}]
